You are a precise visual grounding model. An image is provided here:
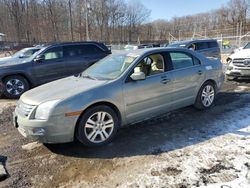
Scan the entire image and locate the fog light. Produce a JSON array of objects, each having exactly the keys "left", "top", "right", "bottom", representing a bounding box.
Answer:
[{"left": 28, "top": 128, "right": 45, "bottom": 136}]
